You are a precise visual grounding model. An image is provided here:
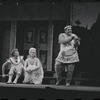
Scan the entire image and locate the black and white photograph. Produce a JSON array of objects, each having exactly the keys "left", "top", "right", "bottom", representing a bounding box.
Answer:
[
  {"left": 39, "top": 50, "right": 47, "bottom": 71},
  {"left": 1, "top": 0, "right": 100, "bottom": 100},
  {"left": 25, "top": 30, "right": 34, "bottom": 44},
  {"left": 39, "top": 29, "right": 47, "bottom": 44}
]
